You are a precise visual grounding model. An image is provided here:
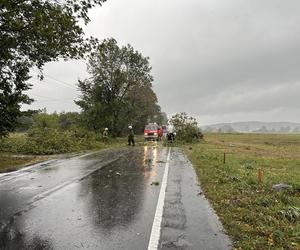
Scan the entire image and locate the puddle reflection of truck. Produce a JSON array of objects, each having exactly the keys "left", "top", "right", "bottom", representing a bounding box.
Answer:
[{"left": 144, "top": 123, "right": 163, "bottom": 141}]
